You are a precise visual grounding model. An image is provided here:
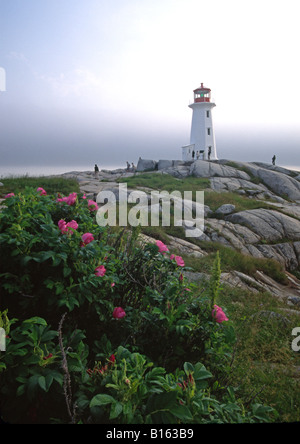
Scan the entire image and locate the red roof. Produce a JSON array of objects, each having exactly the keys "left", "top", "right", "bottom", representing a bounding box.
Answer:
[{"left": 193, "top": 82, "right": 211, "bottom": 92}]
